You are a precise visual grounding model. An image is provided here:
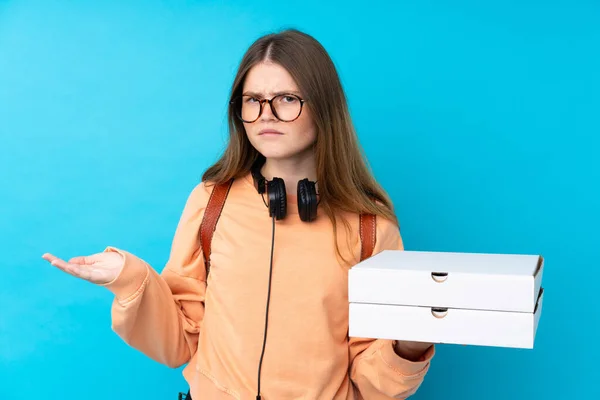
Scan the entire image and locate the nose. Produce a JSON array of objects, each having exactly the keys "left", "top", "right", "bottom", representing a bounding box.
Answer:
[{"left": 259, "top": 99, "right": 277, "bottom": 122}]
